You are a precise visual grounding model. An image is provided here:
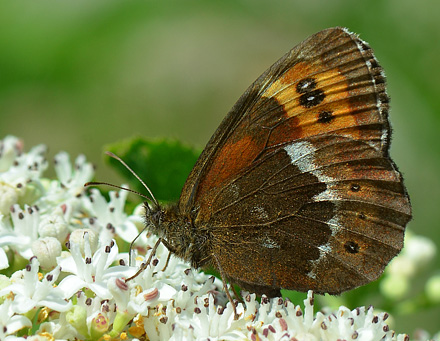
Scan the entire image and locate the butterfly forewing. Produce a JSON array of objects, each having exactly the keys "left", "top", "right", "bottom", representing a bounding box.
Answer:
[{"left": 178, "top": 27, "right": 411, "bottom": 295}]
